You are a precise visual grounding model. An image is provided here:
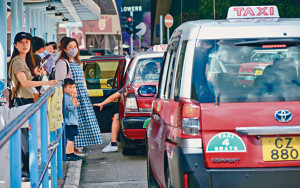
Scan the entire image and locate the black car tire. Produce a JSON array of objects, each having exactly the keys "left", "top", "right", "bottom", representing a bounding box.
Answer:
[
  {"left": 165, "top": 159, "right": 172, "bottom": 188},
  {"left": 121, "top": 147, "right": 137, "bottom": 155},
  {"left": 120, "top": 130, "right": 137, "bottom": 155},
  {"left": 147, "top": 149, "right": 160, "bottom": 188}
]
